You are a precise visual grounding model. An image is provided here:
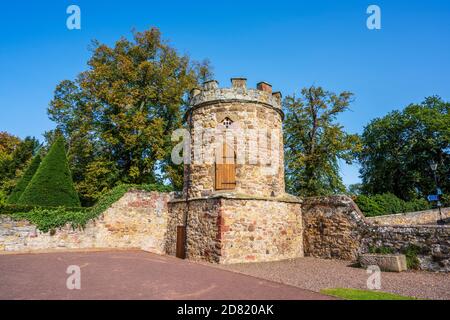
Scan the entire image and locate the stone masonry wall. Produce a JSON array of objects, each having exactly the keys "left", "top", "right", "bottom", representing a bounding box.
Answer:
[
  {"left": 367, "top": 207, "right": 450, "bottom": 226},
  {"left": 185, "top": 102, "right": 285, "bottom": 199},
  {"left": 0, "top": 191, "right": 171, "bottom": 254},
  {"left": 166, "top": 198, "right": 223, "bottom": 263},
  {"left": 167, "top": 196, "right": 303, "bottom": 264},
  {"left": 220, "top": 198, "right": 303, "bottom": 264},
  {"left": 302, "top": 196, "right": 450, "bottom": 272}
]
